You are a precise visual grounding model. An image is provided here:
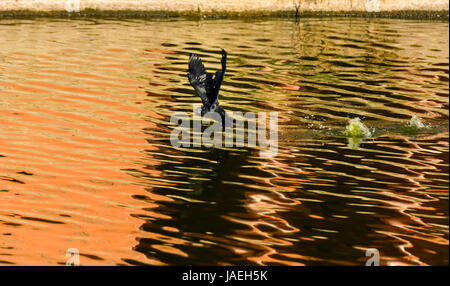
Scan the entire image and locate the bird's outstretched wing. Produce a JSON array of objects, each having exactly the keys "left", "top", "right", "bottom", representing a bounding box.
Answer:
[
  {"left": 213, "top": 49, "right": 227, "bottom": 96},
  {"left": 187, "top": 54, "right": 215, "bottom": 107}
]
